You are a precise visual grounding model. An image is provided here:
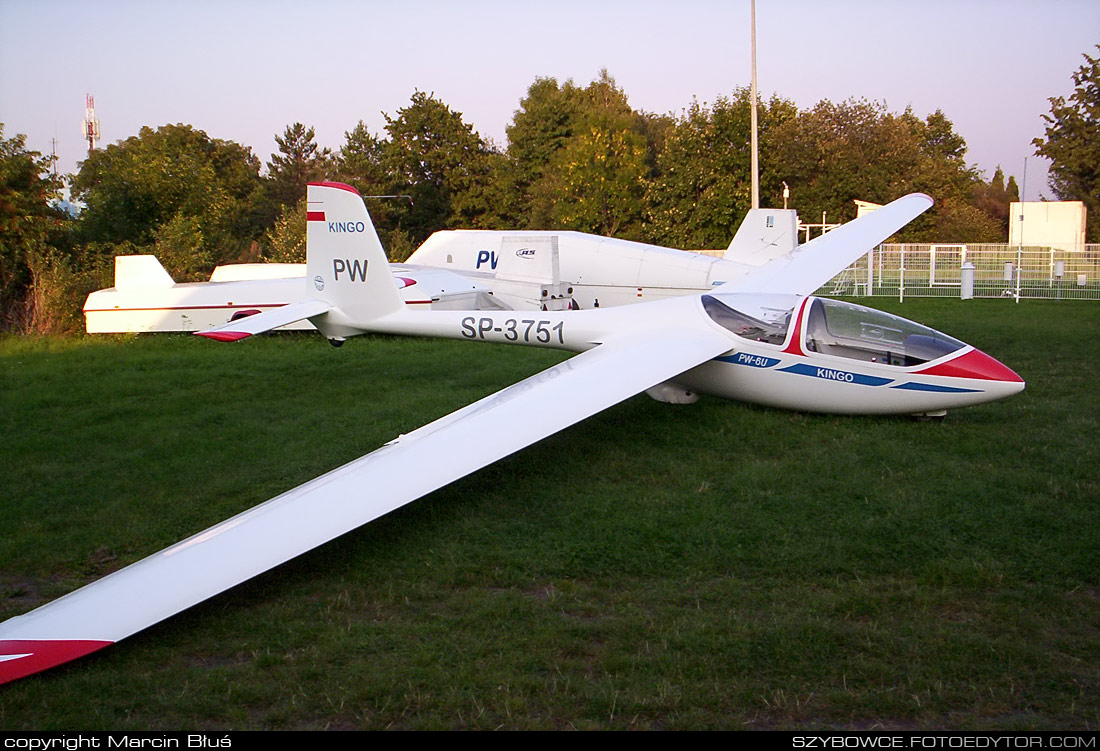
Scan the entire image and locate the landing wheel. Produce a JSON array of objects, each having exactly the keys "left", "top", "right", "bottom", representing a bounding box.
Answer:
[
  {"left": 328, "top": 337, "right": 346, "bottom": 348},
  {"left": 910, "top": 410, "right": 947, "bottom": 422}
]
